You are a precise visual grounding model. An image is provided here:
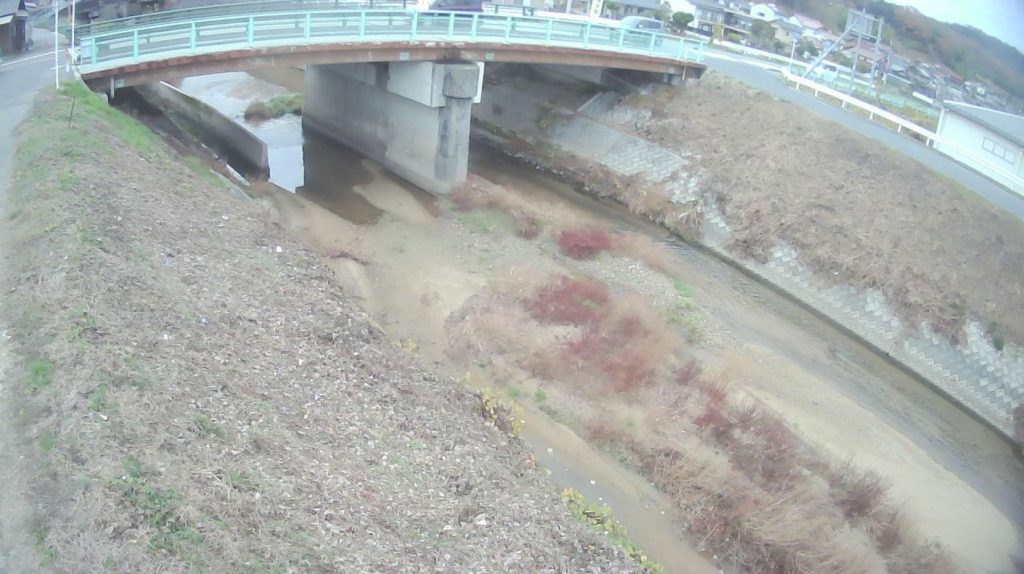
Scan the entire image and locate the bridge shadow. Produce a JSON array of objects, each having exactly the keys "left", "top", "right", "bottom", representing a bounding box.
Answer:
[{"left": 296, "top": 129, "right": 385, "bottom": 225}]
